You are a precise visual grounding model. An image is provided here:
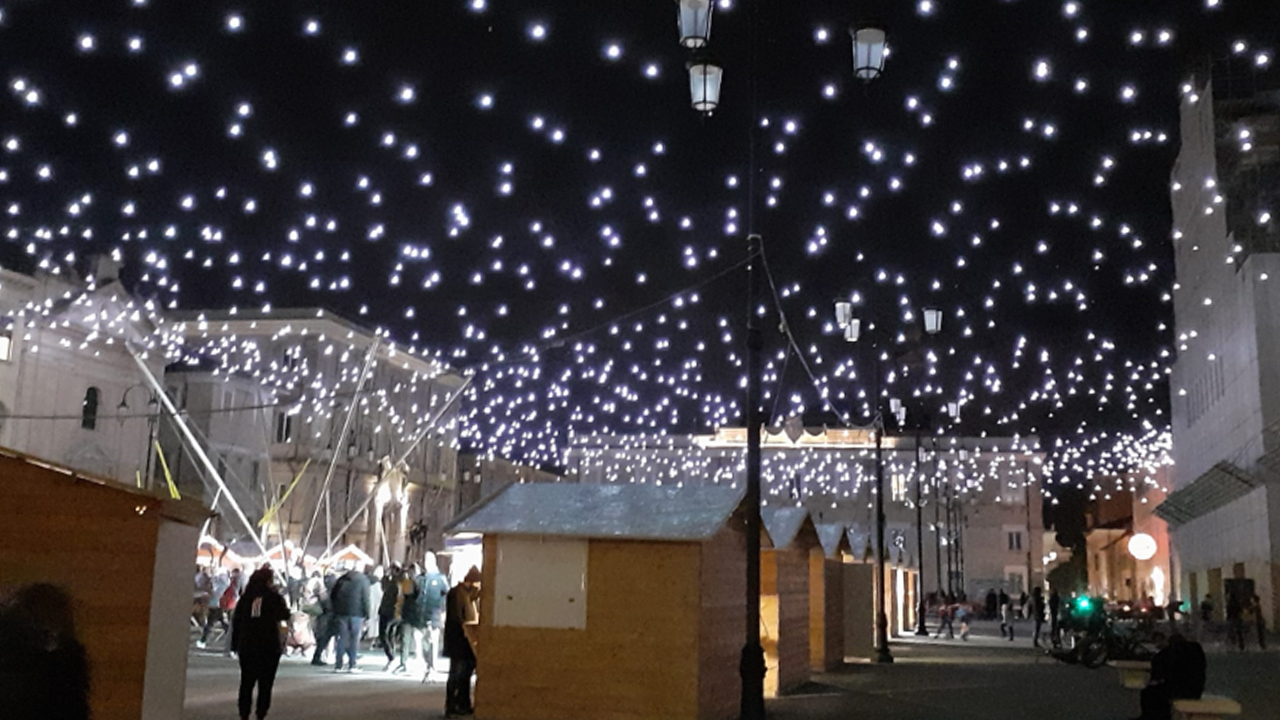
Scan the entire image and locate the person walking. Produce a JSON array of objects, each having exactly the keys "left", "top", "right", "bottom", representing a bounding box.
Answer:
[
  {"left": 330, "top": 565, "right": 371, "bottom": 672},
  {"left": 309, "top": 571, "right": 338, "bottom": 667},
  {"left": 985, "top": 589, "right": 998, "bottom": 620},
  {"left": 956, "top": 603, "right": 971, "bottom": 640},
  {"left": 1226, "top": 592, "right": 1244, "bottom": 651},
  {"left": 396, "top": 564, "right": 426, "bottom": 674},
  {"left": 1031, "top": 587, "right": 1047, "bottom": 648},
  {"left": 1048, "top": 588, "right": 1062, "bottom": 646},
  {"left": 999, "top": 590, "right": 1014, "bottom": 641},
  {"left": 194, "top": 566, "right": 213, "bottom": 639},
  {"left": 418, "top": 554, "right": 450, "bottom": 677},
  {"left": 933, "top": 596, "right": 955, "bottom": 639},
  {"left": 444, "top": 567, "right": 482, "bottom": 718},
  {"left": 1249, "top": 594, "right": 1267, "bottom": 650},
  {"left": 378, "top": 564, "right": 402, "bottom": 669},
  {"left": 232, "top": 568, "right": 290, "bottom": 720}
]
